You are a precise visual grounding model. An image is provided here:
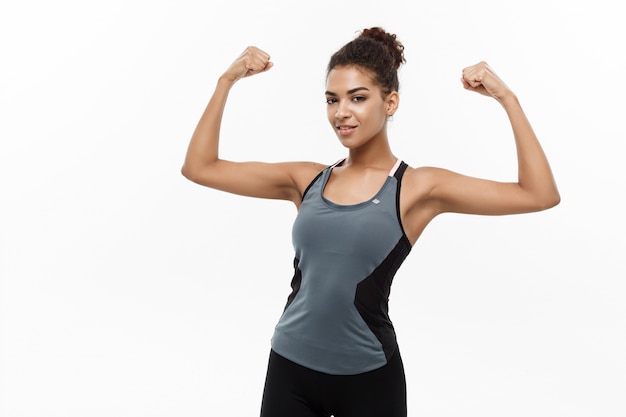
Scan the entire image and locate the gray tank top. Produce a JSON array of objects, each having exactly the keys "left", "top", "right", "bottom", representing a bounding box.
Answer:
[{"left": 270, "top": 159, "right": 412, "bottom": 375}]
